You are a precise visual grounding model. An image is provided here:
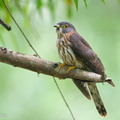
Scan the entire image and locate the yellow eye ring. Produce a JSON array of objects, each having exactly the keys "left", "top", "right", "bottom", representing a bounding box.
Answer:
[{"left": 64, "top": 24, "right": 68, "bottom": 28}]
